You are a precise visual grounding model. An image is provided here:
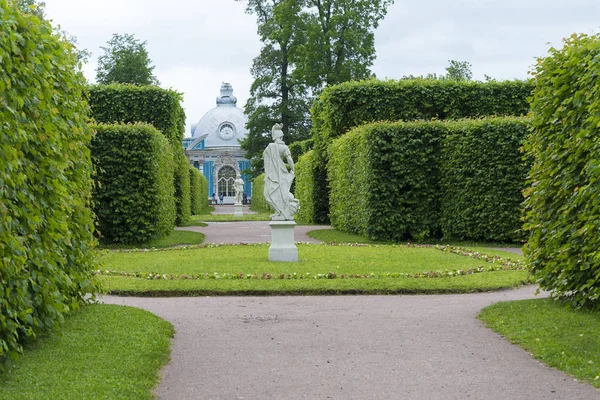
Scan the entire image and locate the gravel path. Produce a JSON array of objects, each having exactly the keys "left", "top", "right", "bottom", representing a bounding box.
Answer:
[{"left": 102, "top": 287, "right": 598, "bottom": 400}]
